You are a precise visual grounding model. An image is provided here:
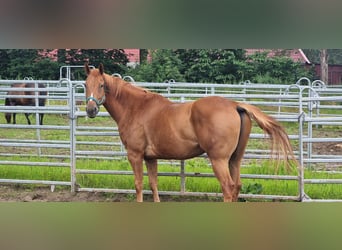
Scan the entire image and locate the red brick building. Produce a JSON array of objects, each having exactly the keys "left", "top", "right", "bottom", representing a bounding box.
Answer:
[
  {"left": 311, "top": 64, "right": 342, "bottom": 85},
  {"left": 123, "top": 49, "right": 140, "bottom": 67}
]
